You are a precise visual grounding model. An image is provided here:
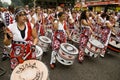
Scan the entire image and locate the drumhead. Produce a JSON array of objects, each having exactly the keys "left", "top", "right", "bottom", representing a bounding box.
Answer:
[
  {"left": 39, "top": 36, "right": 51, "bottom": 44},
  {"left": 60, "top": 43, "right": 78, "bottom": 55},
  {"left": 10, "top": 60, "right": 48, "bottom": 80},
  {"left": 89, "top": 39, "right": 104, "bottom": 48}
]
